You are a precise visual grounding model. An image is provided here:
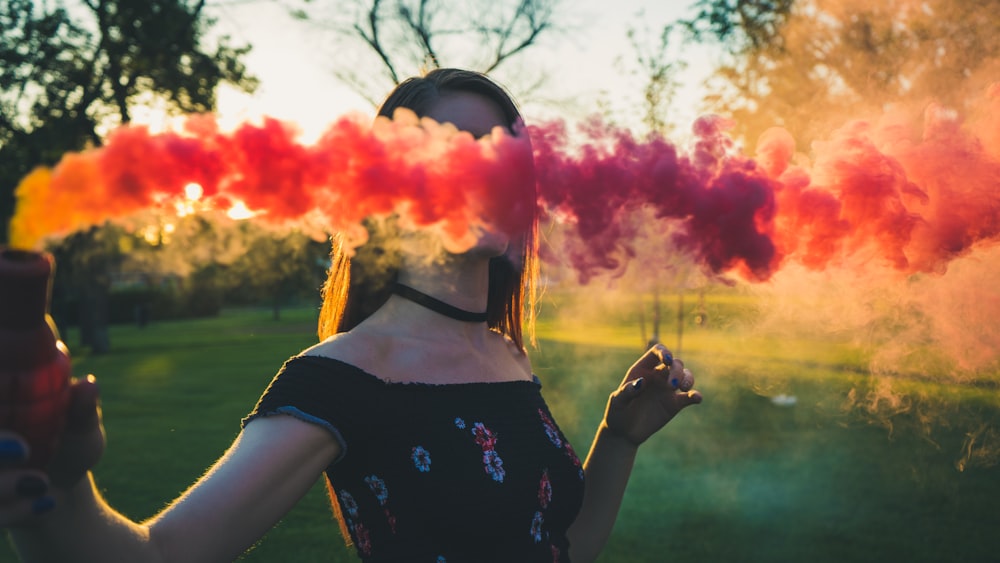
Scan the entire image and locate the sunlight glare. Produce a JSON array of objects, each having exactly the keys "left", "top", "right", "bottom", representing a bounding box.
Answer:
[
  {"left": 226, "top": 200, "right": 257, "bottom": 220},
  {"left": 140, "top": 225, "right": 159, "bottom": 245},
  {"left": 184, "top": 182, "right": 204, "bottom": 200}
]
